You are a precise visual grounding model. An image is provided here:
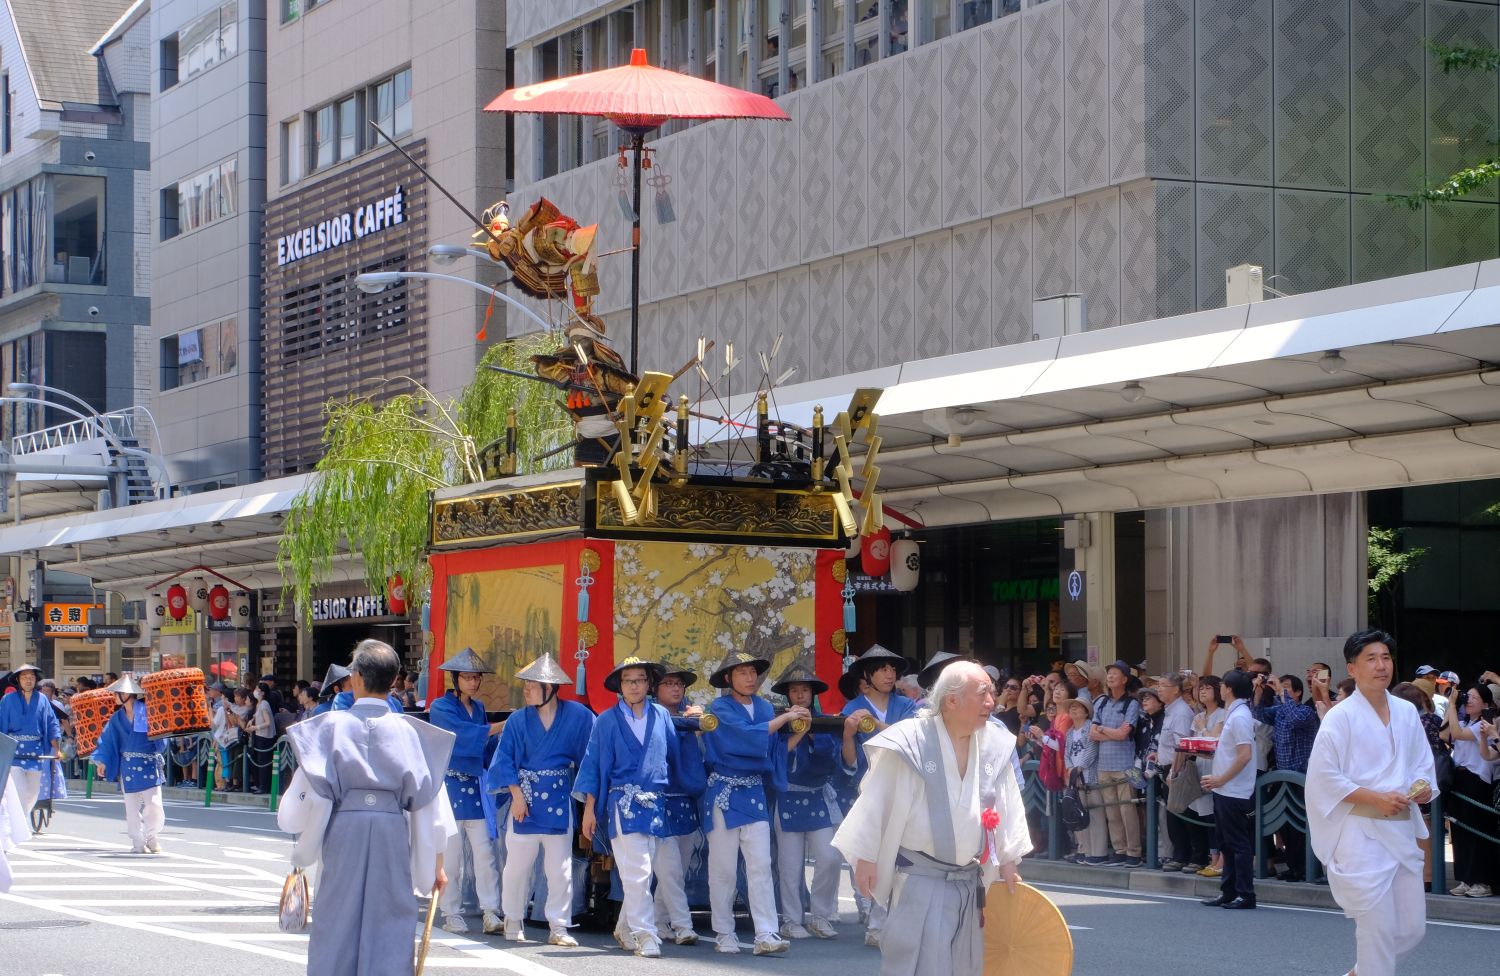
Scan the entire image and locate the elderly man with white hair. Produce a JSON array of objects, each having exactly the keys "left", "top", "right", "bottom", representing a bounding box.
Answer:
[{"left": 832, "top": 661, "right": 1032, "bottom": 976}]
